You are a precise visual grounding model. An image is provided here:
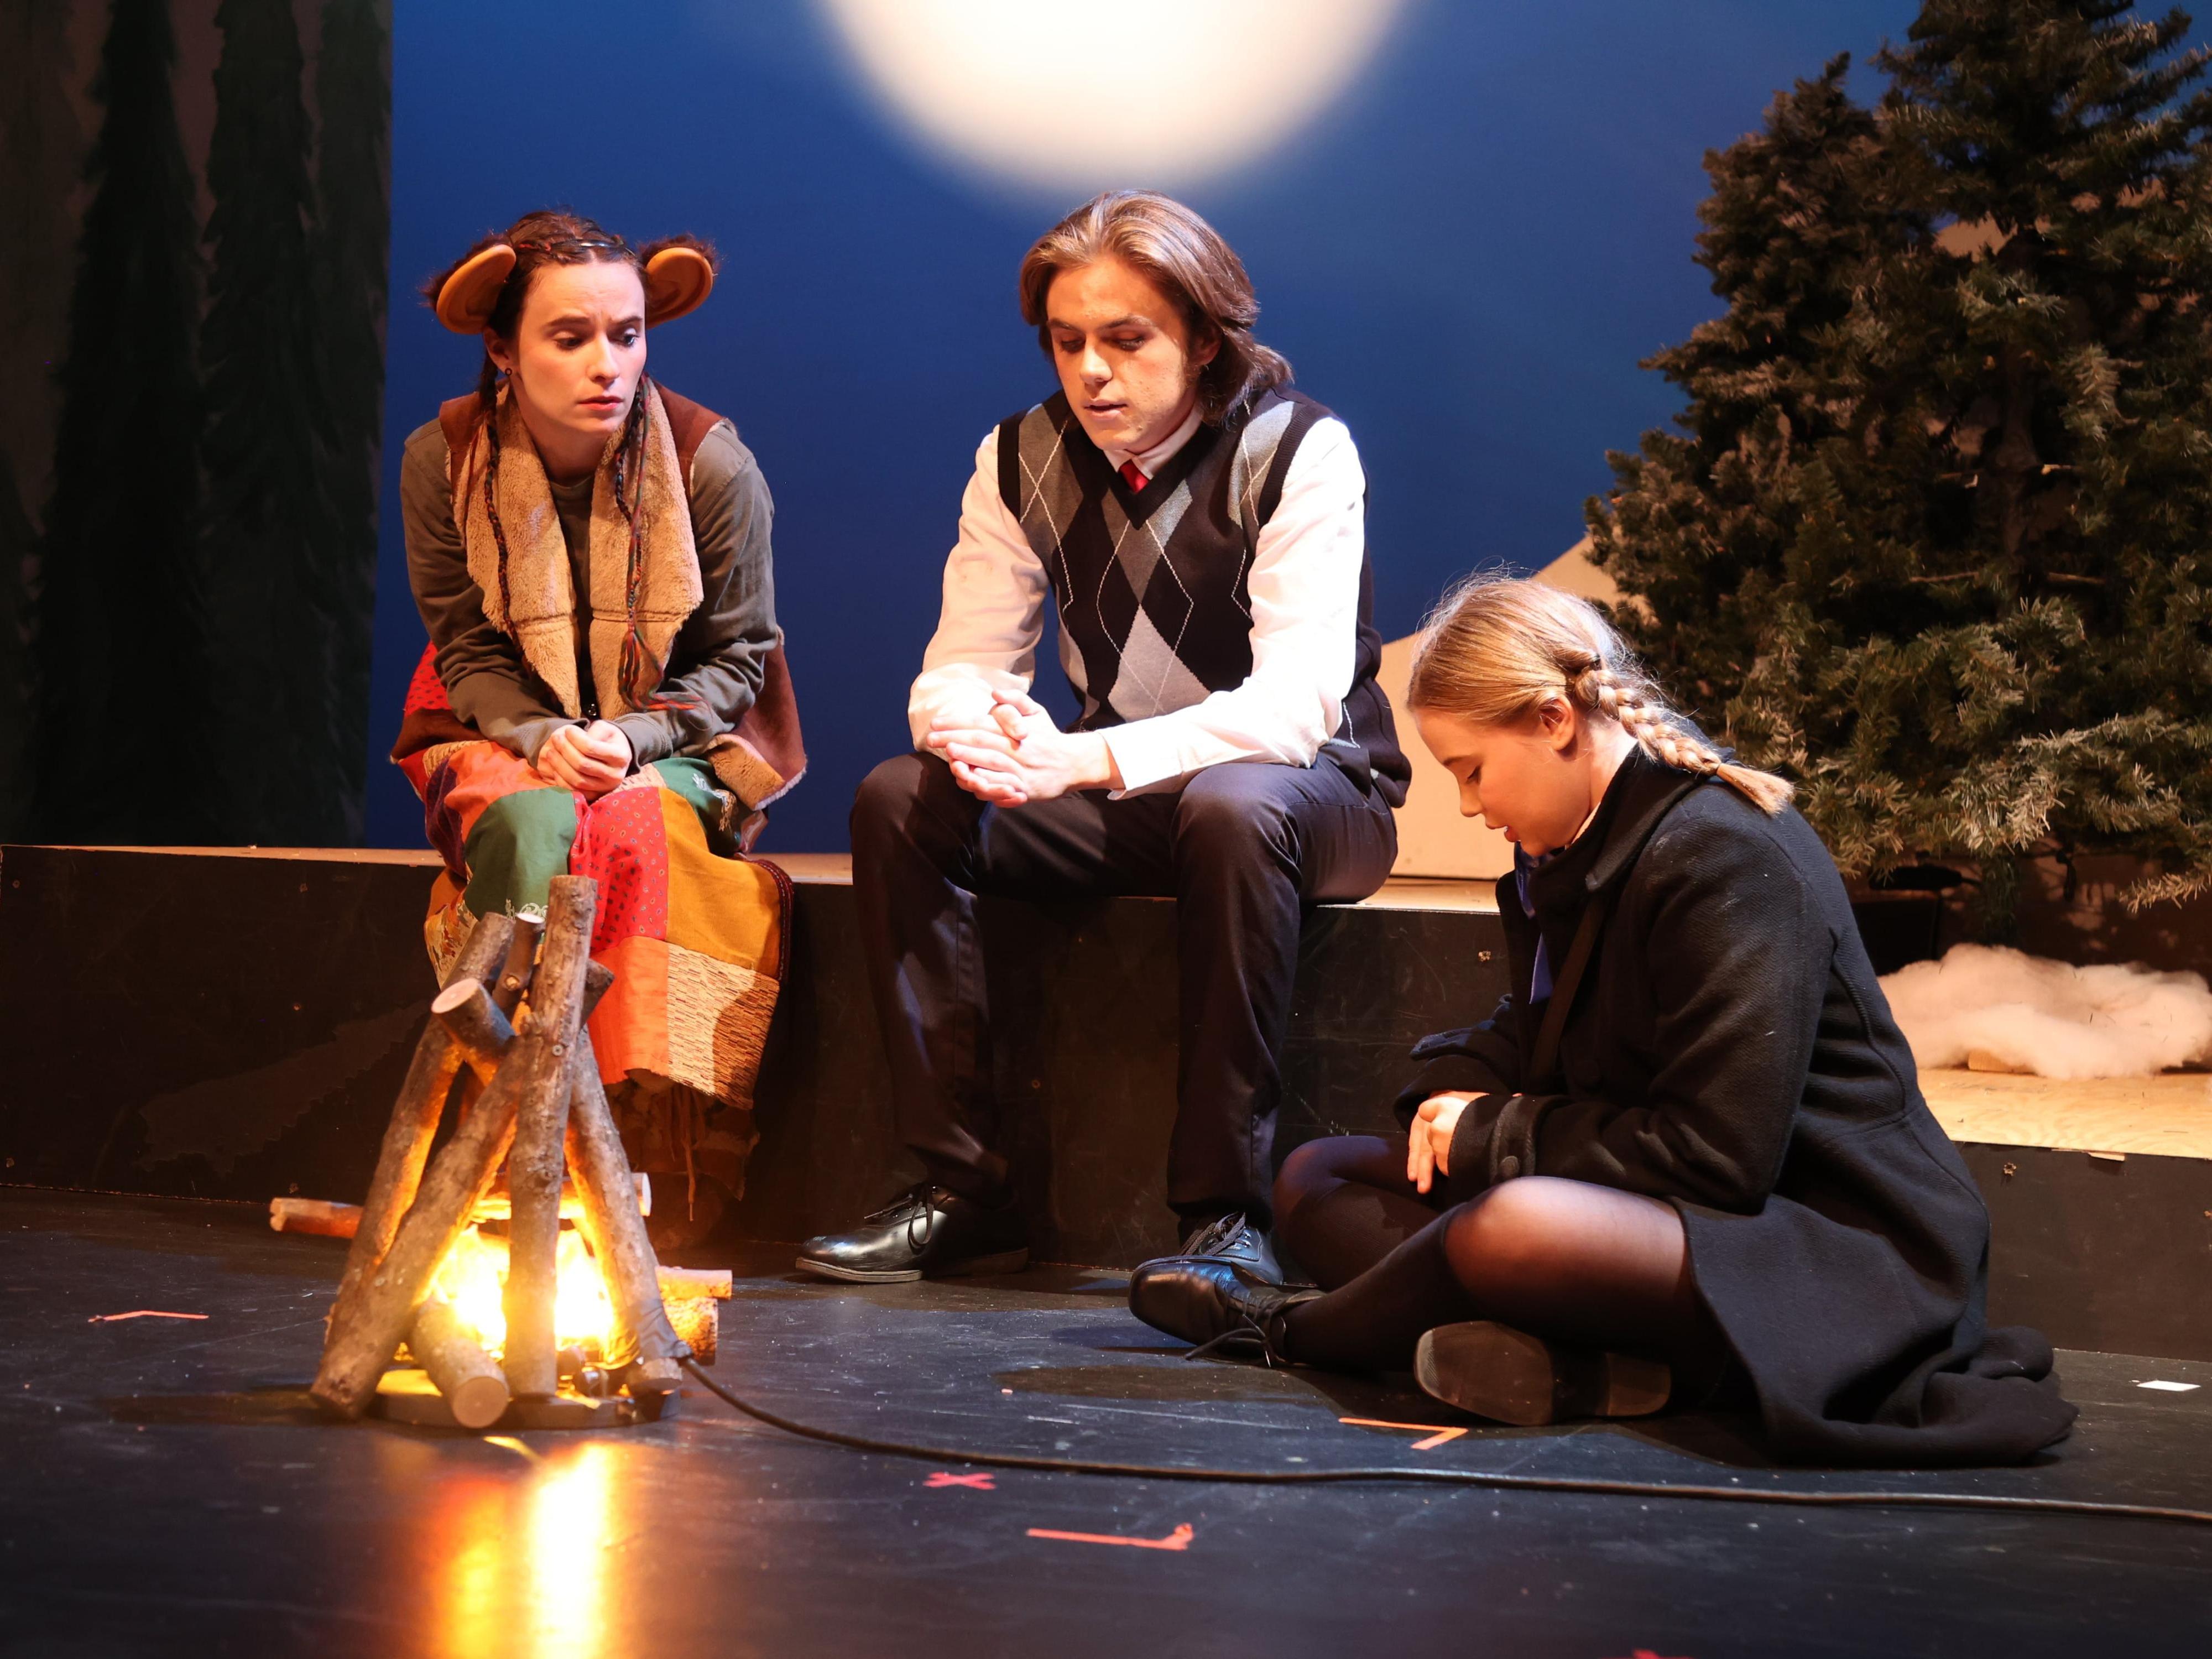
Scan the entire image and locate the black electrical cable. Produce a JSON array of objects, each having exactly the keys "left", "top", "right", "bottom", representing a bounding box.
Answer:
[{"left": 679, "top": 1360, "right": 2212, "bottom": 1528}]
